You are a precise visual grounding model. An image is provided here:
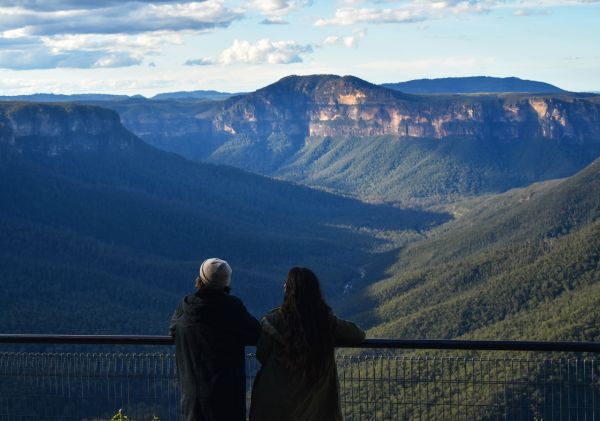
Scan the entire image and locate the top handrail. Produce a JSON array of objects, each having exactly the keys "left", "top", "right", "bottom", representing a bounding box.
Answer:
[{"left": 0, "top": 334, "right": 599, "bottom": 353}]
